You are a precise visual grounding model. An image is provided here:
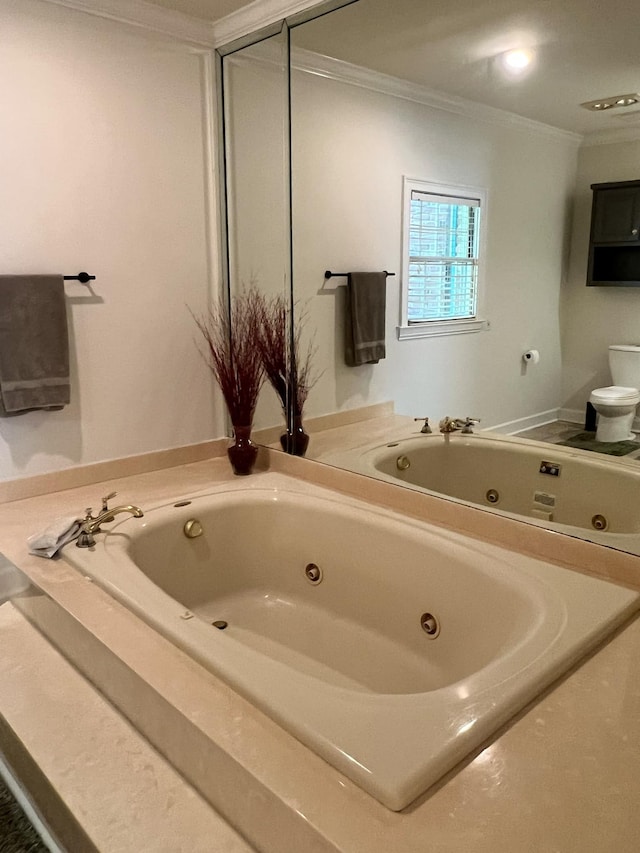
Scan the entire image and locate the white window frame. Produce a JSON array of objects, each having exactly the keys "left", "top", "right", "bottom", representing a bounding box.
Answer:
[{"left": 398, "top": 177, "right": 490, "bottom": 340}]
